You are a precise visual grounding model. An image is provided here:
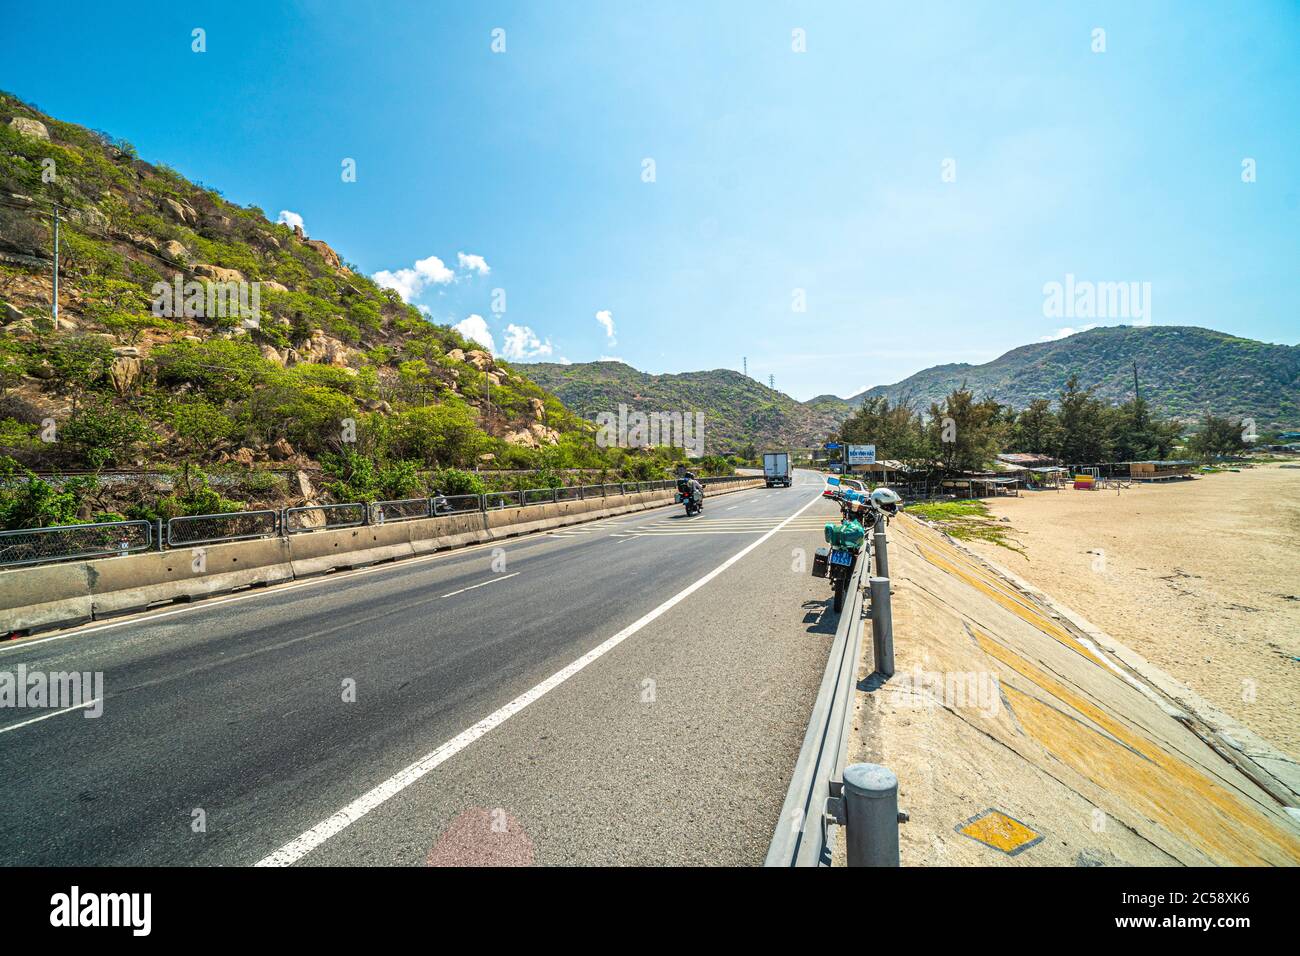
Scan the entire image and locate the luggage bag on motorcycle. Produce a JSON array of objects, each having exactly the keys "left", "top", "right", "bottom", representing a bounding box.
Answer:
[{"left": 811, "top": 546, "right": 831, "bottom": 578}]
